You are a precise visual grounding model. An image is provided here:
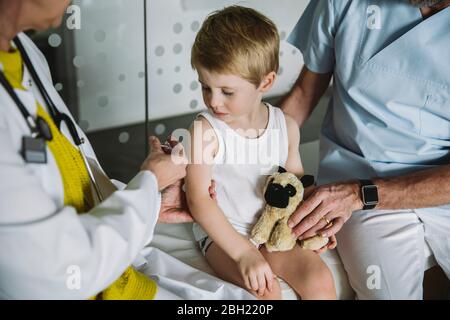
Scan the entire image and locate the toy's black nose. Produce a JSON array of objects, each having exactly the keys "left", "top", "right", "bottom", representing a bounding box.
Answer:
[{"left": 264, "top": 183, "right": 289, "bottom": 208}]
